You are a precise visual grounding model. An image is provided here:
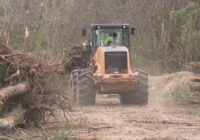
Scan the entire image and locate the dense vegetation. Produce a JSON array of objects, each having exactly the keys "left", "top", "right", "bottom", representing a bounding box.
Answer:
[{"left": 0, "top": 0, "right": 199, "bottom": 74}]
